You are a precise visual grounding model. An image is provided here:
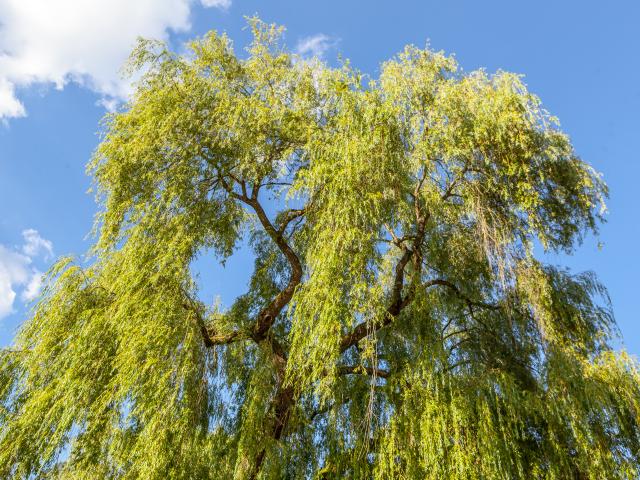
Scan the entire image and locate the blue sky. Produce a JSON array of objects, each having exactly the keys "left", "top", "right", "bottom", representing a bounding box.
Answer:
[{"left": 0, "top": 0, "right": 638, "bottom": 354}]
